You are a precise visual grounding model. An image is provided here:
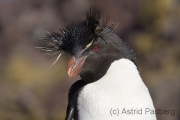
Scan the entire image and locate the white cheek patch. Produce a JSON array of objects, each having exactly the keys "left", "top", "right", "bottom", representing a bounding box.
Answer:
[{"left": 80, "top": 39, "right": 94, "bottom": 53}]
